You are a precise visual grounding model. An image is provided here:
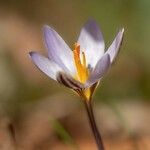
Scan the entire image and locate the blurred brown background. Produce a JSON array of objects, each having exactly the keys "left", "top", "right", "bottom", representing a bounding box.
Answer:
[{"left": 0, "top": 0, "right": 149, "bottom": 150}]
